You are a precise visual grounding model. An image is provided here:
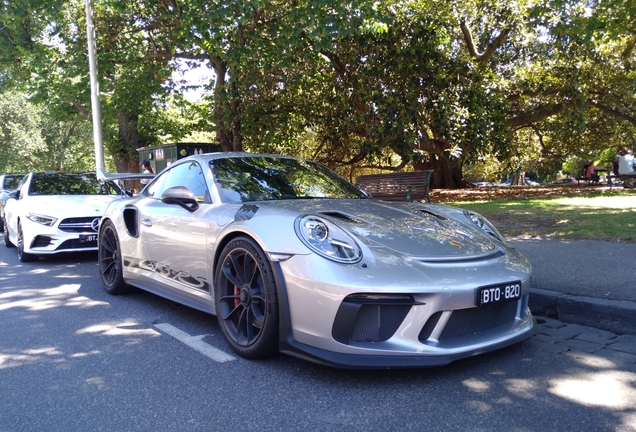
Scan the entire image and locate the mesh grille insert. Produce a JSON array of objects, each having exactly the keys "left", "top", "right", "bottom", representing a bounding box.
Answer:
[
  {"left": 438, "top": 301, "right": 518, "bottom": 341},
  {"left": 350, "top": 304, "right": 411, "bottom": 343}
]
